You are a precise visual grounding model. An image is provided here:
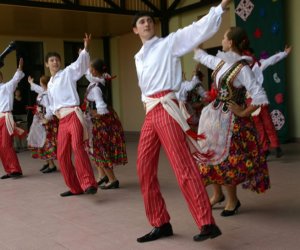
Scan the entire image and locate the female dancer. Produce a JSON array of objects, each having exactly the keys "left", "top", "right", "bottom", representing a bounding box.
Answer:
[
  {"left": 194, "top": 27, "right": 270, "bottom": 216},
  {"left": 27, "top": 75, "right": 58, "bottom": 173},
  {"left": 84, "top": 59, "right": 127, "bottom": 189},
  {"left": 249, "top": 45, "right": 292, "bottom": 157}
]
